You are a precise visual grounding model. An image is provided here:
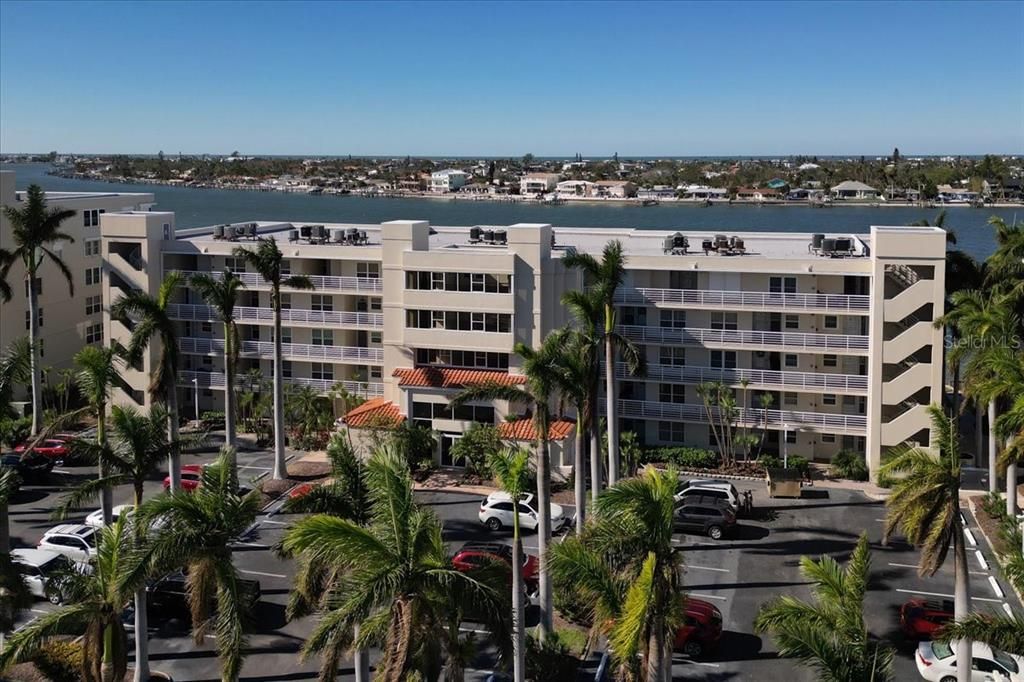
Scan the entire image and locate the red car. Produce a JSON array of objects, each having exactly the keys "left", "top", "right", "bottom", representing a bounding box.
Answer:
[
  {"left": 452, "top": 542, "right": 539, "bottom": 591},
  {"left": 14, "top": 439, "right": 68, "bottom": 462},
  {"left": 163, "top": 465, "right": 203, "bottom": 491},
  {"left": 673, "top": 597, "right": 723, "bottom": 657},
  {"left": 900, "top": 598, "right": 954, "bottom": 639}
]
